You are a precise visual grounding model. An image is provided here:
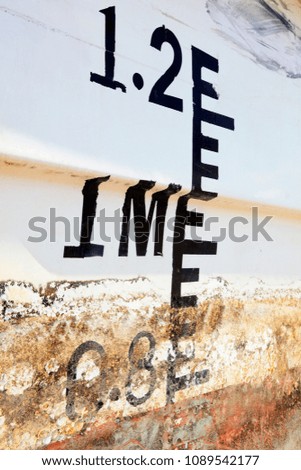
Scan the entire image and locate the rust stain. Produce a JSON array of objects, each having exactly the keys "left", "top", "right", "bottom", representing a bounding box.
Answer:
[
  {"left": 45, "top": 369, "right": 301, "bottom": 450},
  {"left": 1, "top": 278, "right": 301, "bottom": 448},
  {"left": 2, "top": 155, "right": 301, "bottom": 221}
]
